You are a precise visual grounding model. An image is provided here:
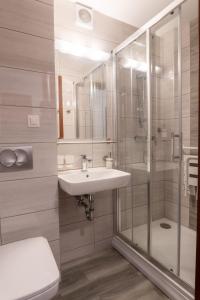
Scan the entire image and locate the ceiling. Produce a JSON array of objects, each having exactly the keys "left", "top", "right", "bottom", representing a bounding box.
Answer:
[{"left": 70, "top": 0, "right": 174, "bottom": 27}]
